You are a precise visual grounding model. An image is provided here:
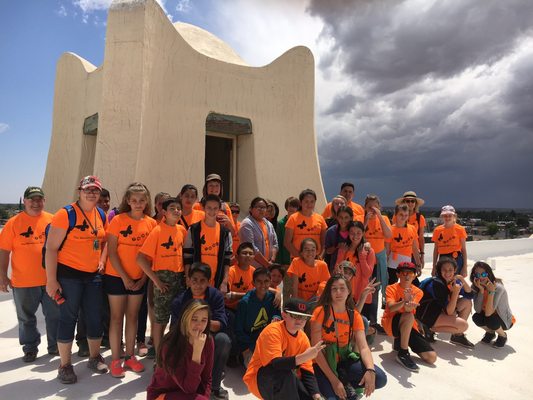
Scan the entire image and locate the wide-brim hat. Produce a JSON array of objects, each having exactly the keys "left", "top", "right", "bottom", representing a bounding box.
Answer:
[{"left": 395, "top": 191, "right": 425, "bottom": 207}]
